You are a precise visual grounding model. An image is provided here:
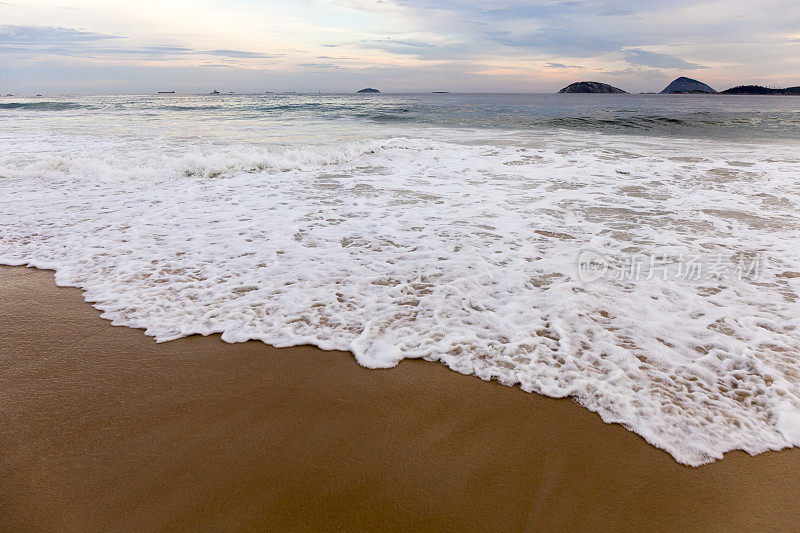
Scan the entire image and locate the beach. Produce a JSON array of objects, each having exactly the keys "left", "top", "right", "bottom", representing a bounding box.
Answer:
[
  {"left": 4, "top": 94, "right": 800, "bottom": 465},
  {"left": 4, "top": 0, "right": 800, "bottom": 528},
  {"left": 2, "top": 264, "right": 800, "bottom": 531}
]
